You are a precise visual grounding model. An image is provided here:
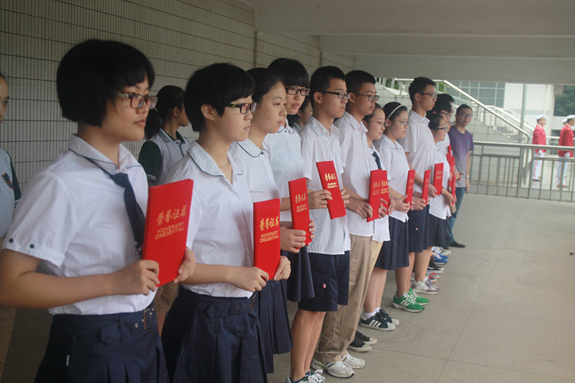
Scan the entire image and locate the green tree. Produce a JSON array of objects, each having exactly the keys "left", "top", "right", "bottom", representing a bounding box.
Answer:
[{"left": 554, "top": 86, "right": 575, "bottom": 116}]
